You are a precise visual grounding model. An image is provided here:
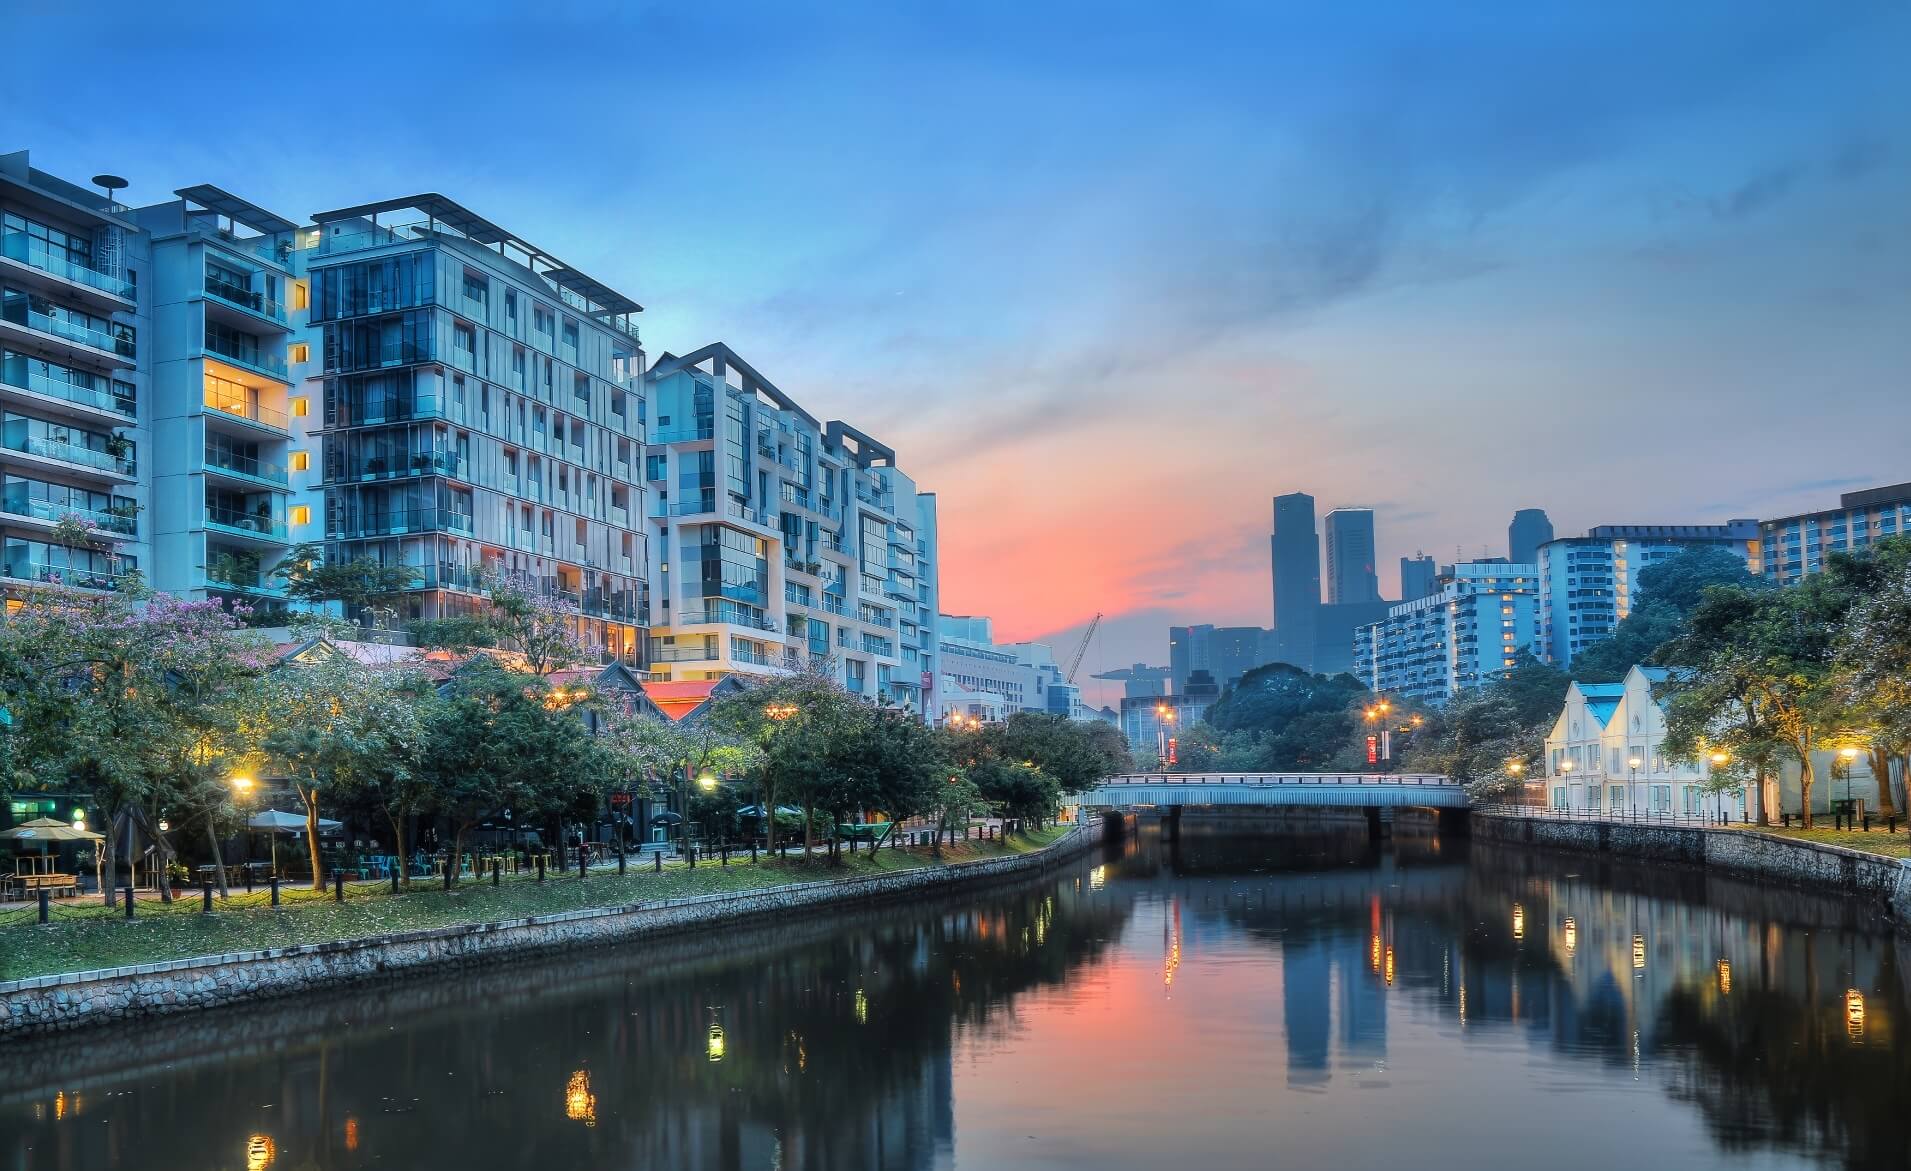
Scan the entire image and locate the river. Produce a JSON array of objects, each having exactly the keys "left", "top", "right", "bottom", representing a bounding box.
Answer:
[{"left": 3, "top": 821, "right": 1907, "bottom": 1170}]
